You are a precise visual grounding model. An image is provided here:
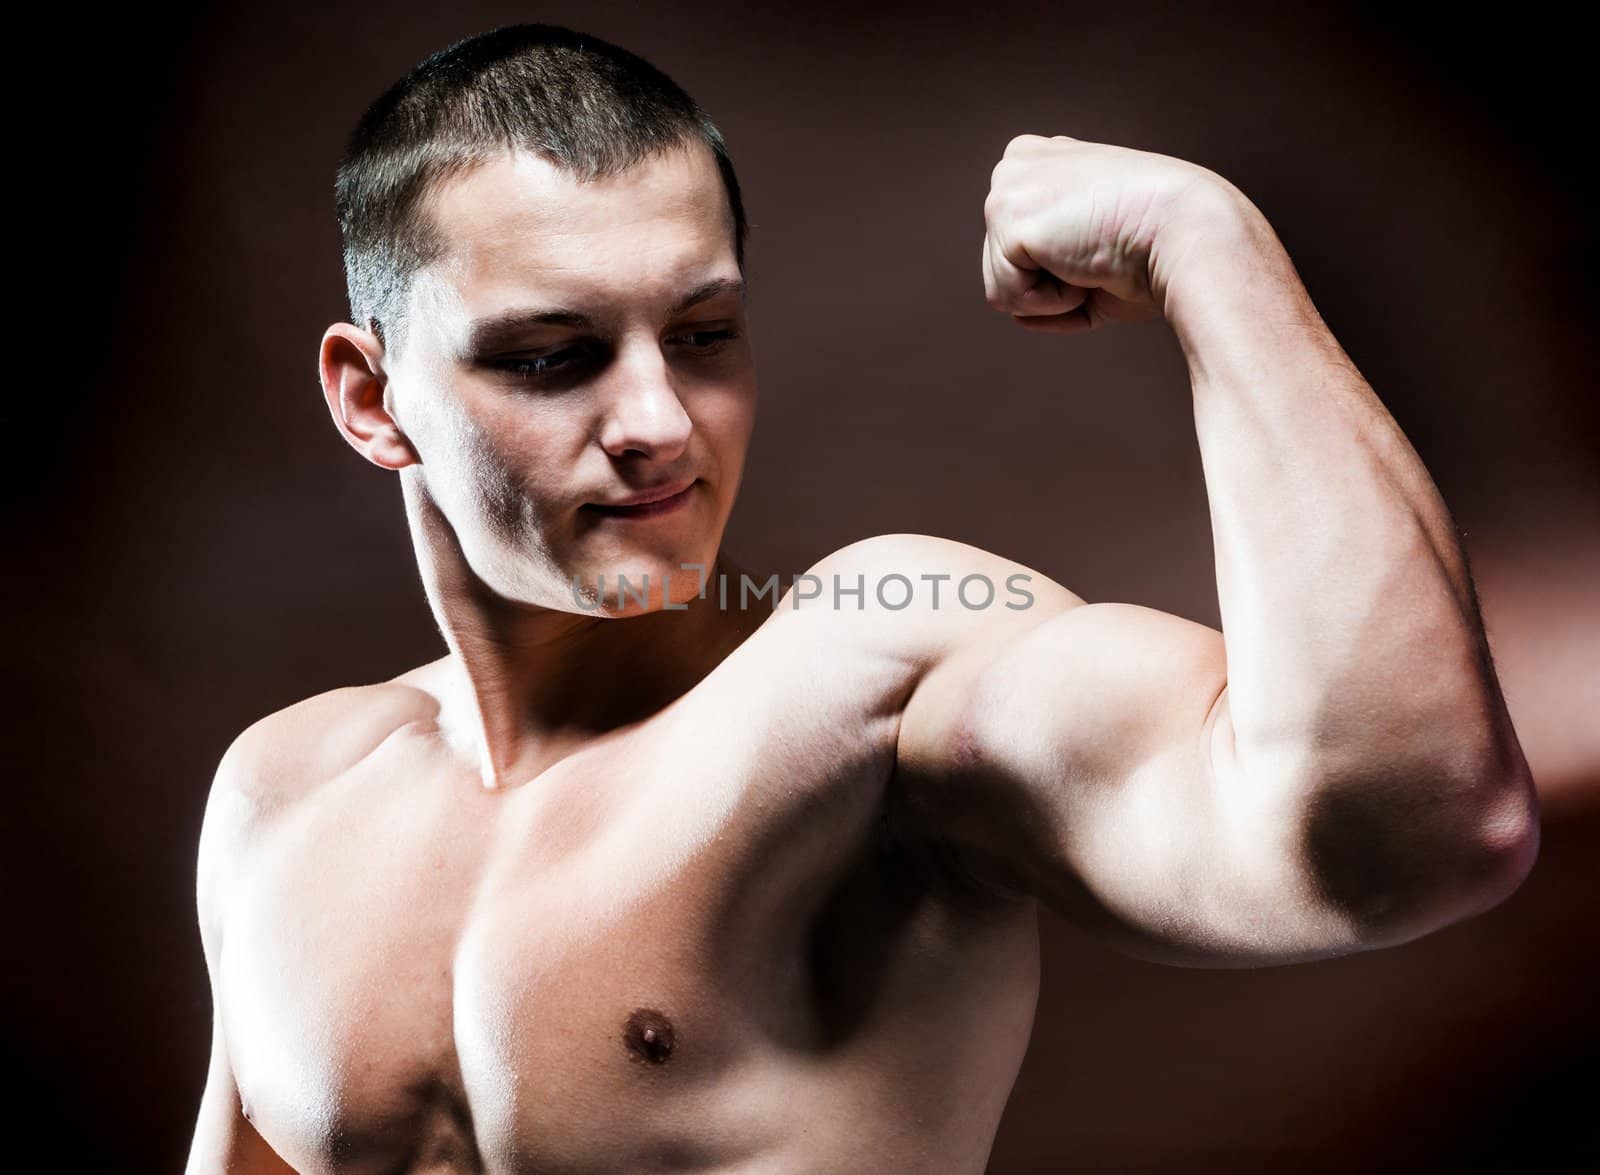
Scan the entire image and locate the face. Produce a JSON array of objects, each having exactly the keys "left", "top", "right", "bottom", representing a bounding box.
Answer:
[{"left": 385, "top": 142, "right": 756, "bottom": 616}]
